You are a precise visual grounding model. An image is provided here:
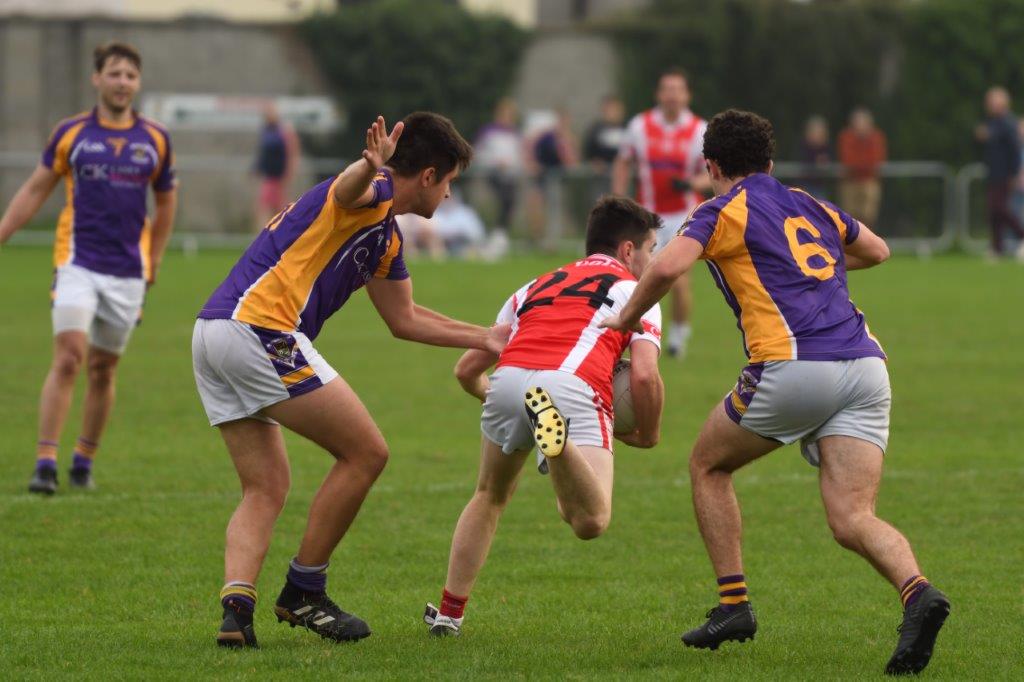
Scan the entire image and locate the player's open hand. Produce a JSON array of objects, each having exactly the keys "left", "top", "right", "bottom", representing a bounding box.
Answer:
[
  {"left": 485, "top": 323, "right": 512, "bottom": 355},
  {"left": 599, "top": 314, "right": 643, "bottom": 334},
  {"left": 362, "top": 116, "right": 404, "bottom": 170}
]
